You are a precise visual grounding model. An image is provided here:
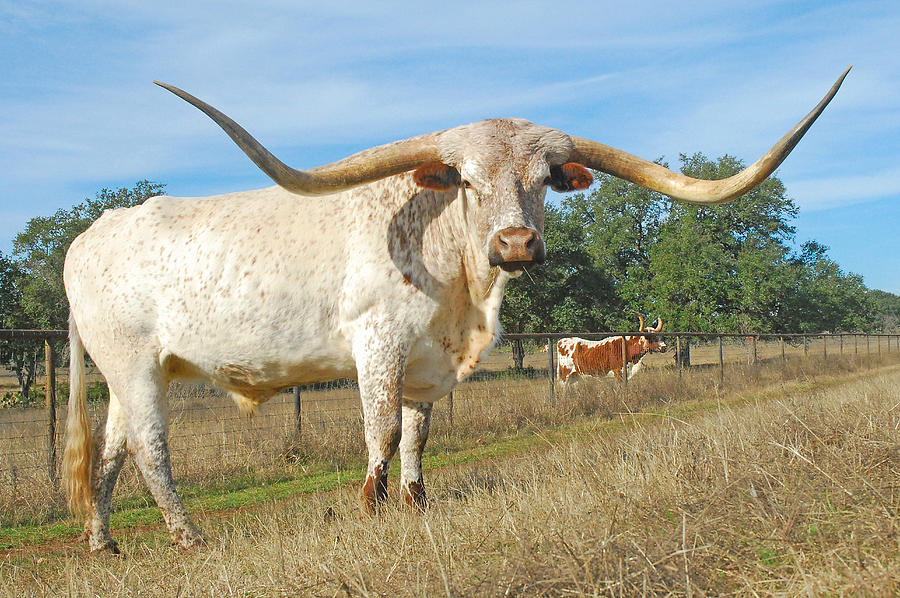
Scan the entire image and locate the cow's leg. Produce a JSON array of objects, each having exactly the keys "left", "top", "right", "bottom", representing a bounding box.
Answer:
[
  {"left": 399, "top": 399, "right": 432, "bottom": 510},
  {"left": 117, "top": 370, "right": 203, "bottom": 548},
  {"left": 85, "top": 389, "right": 128, "bottom": 553},
  {"left": 627, "top": 358, "right": 644, "bottom": 379},
  {"left": 354, "top": 328, "right": 406, "bottom": 514}
]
